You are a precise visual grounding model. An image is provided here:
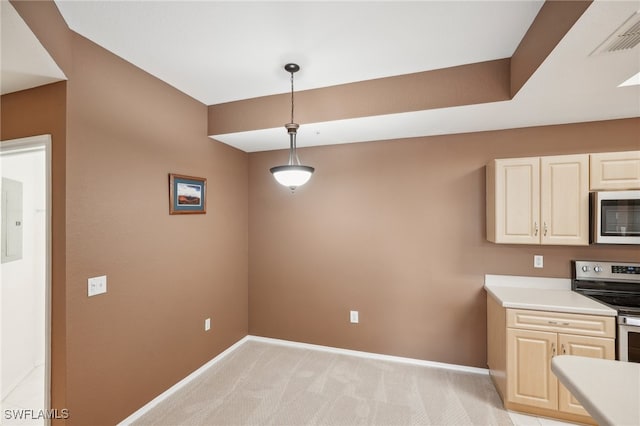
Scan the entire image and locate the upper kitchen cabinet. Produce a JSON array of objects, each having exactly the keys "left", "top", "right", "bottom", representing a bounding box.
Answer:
[
  {"left": 487, "top": 157, "right": 540, "bottom": 244},
  {"left": 590, "top": 151, "right": 640, "bottom": 191},
  {"left": 540, "top": 155, "right": 589, "bottom": 245},
  {"left": 486, "top": 154, "right": 589, "bottom": 245}
]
